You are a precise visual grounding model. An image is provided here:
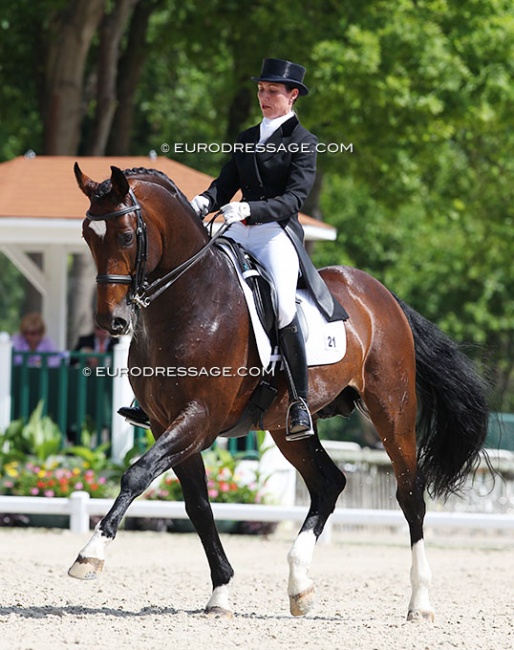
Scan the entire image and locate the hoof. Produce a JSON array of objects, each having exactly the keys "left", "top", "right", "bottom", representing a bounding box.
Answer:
[
  {"left": 205, "top": 606, "right": 233, "bottom": 619},
  {"left": 289, "top": 585, "right": 316, "bottom": 617},
  {"left": 407, "top": 609, "right": 435, "bottom": 622},
  {"left": 68, "top": 555, "right": 104, "bottom": 580}
]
